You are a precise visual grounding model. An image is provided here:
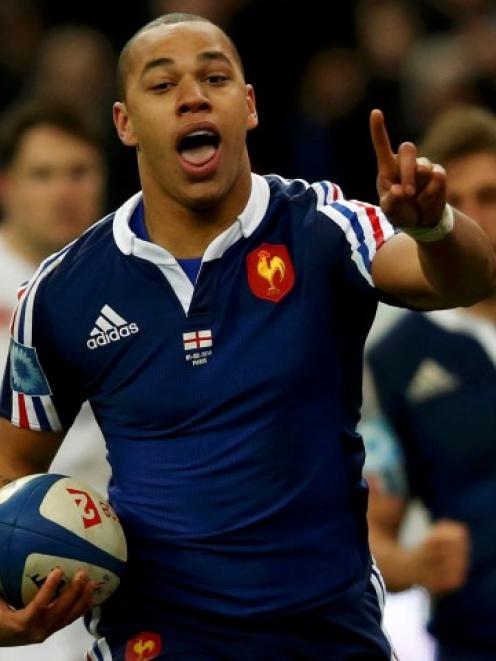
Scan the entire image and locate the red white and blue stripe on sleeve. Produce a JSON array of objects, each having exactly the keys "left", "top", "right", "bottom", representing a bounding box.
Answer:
[
  {"left": 8, "top": 249, "right": 70, "bottom": 432},
  {"left": 311, "top": 181, "right": 395, "bottom": 286}
]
